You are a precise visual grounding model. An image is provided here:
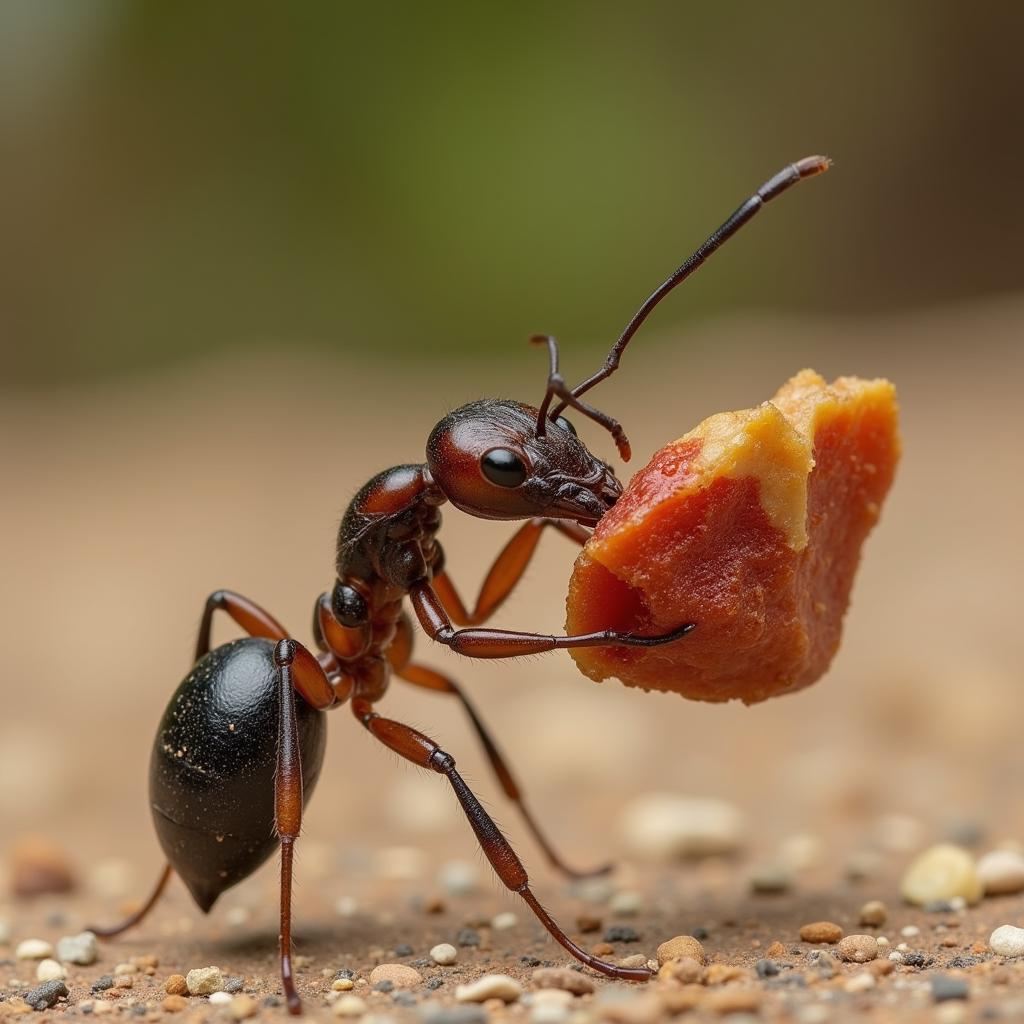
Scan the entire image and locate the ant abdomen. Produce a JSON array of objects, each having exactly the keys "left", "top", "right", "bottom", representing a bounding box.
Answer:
[{"left": 149, "top": 638, "right": 327, "bottom": 912}]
